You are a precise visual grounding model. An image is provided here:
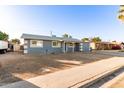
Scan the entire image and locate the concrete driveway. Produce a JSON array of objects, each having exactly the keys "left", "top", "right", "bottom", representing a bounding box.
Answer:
[
  {"left": 96, "top": 50, "right": 124, "bottom": 57},
  {"left": 1, "top": 57, "right": 124, "bottom": 88}
]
